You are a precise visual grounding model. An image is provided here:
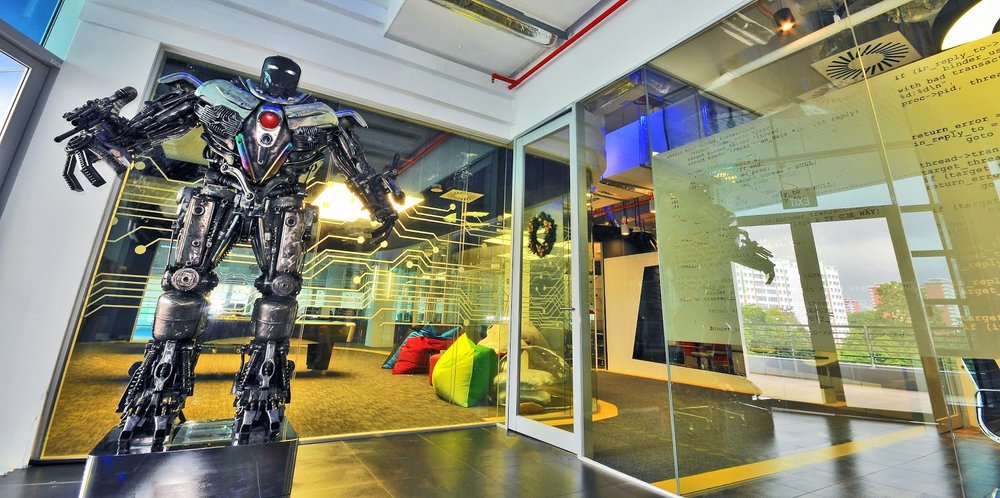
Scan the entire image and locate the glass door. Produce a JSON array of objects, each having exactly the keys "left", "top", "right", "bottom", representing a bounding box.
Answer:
[{"left": 507, "top": 108, "right": 590, "bottom": 453}]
